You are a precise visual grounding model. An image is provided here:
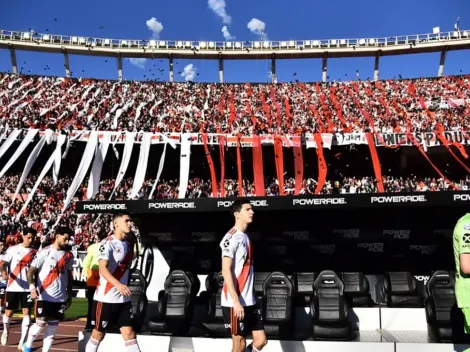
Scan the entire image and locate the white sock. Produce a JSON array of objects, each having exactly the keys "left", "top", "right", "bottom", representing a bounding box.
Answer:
[
  {"left": 124, "top": 339, "right": 140, "bottom": 352},
  {"left": 85, "top": 337, "right": 100, "bottom": 352},
  {"left": 24, "top": 320, "right": 47, "bottom": 348},
  {"left": 43, "top": 321, "right": 59, "bottom": 352},
  {"left": 2, "top": 314, "right": 10, "bottom": 333},
  {"left": 19, "top": 315, "right": 31, "bottom": 344},
  {"left": 245, "top": 344, "right": 261, "bottom": 352}
]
